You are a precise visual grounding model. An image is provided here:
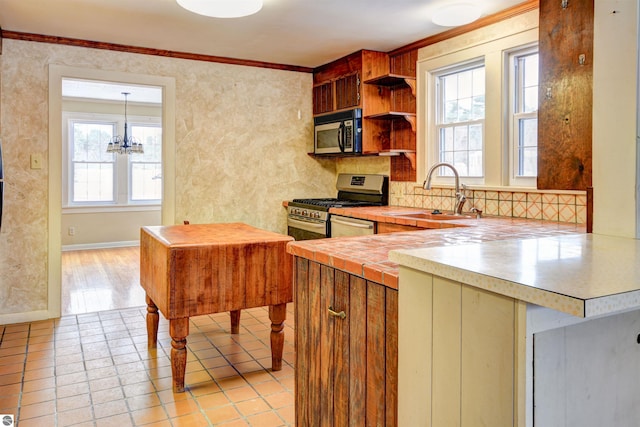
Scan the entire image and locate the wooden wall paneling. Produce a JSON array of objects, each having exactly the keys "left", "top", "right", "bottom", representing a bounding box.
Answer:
[
  {"left": 349, "top": 276, "right": 368, "bottom": 423},
  {"left": 294, "top": 258, "right": 310, "bottom": 427},
  {"left": 460, "top": 285, "right": 516, "bottom": 427},
  {"left": 363, "top": 118, "right": 390, "bottom": 153},
  {"left": 385, "top": 288, "right": 399, "bottom": 427},
  {"left": 307, "top": 261, "right": 322, "bottom": 426},
  {"left": 366, "top": 281, "right": 387, "bottom": 425},
  {"left": 432, "top": 276, "right": 462, "bottom": 427},
  {"left": 537, "top": 0, "right": 593, "bottom": 190},
  {"left": 333, "top": 270, "right": 351, "bottom": 425},
  {"left": 390, "top": 50, "right": 417, "bottom": 76},
  {"left": 362, "top": 50, "right": 391, "bottom": 81},
  {"left": 319, "top": 264, "right": 336, "bottom": 425}
]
